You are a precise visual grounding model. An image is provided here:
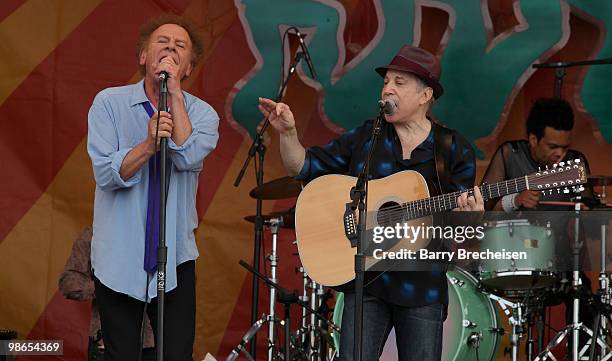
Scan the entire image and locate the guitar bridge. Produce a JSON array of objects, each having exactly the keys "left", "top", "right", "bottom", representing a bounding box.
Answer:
[{"left": 343, "top": 203, "right": 358, "bottom": 246}]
